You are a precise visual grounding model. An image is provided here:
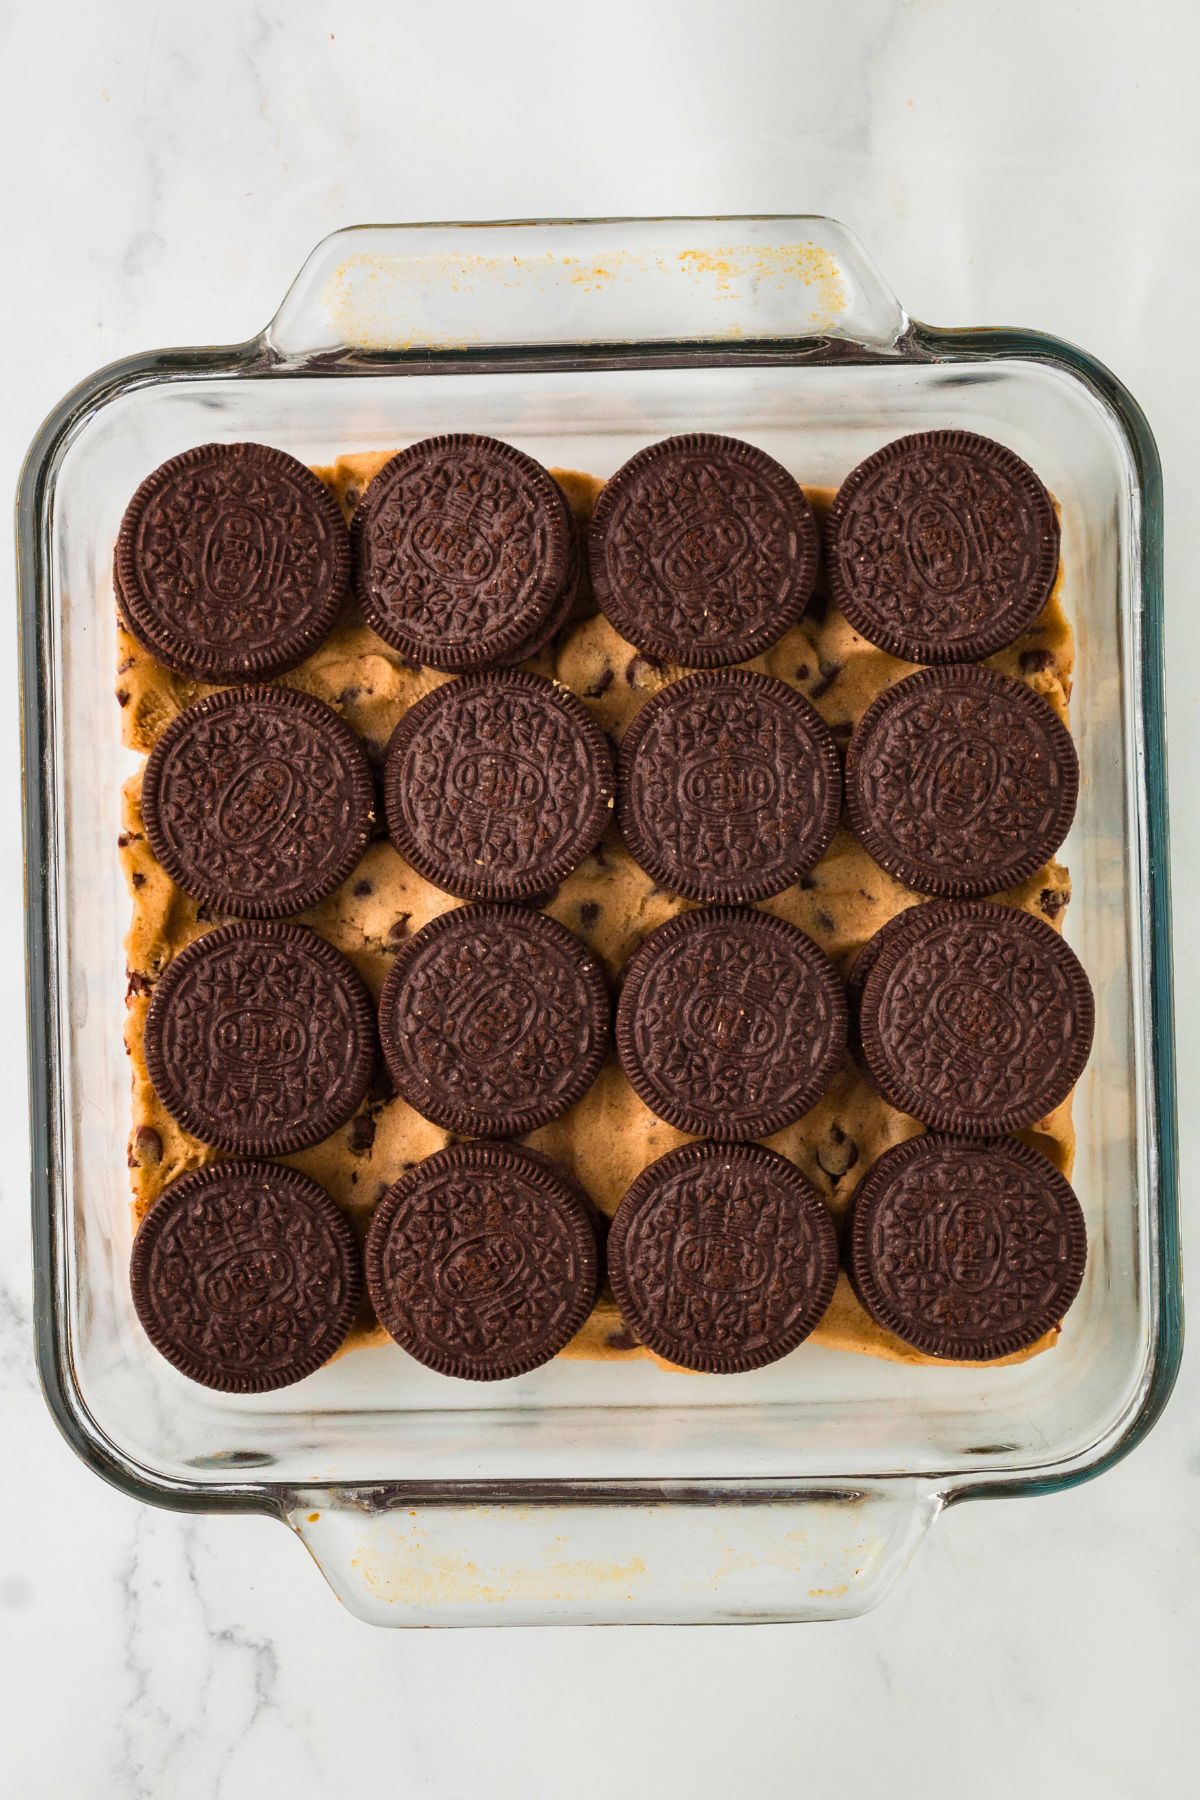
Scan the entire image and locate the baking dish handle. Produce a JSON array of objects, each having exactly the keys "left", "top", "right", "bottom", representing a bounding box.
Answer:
[
  {"left": 265, "top": 217, "right": 909, "bottom": 360},
  {"left": 286, "top": 1482, "right": 942, "bottom": 1627}
]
